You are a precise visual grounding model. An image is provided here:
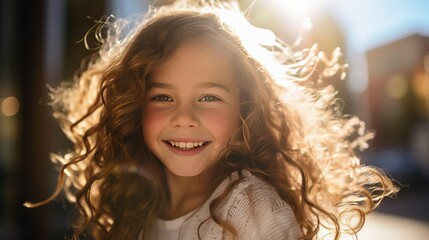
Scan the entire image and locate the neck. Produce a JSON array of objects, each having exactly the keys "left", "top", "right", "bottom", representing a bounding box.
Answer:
[{"left": 161, "top": 168, "right": 214, "bottom": 220}]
